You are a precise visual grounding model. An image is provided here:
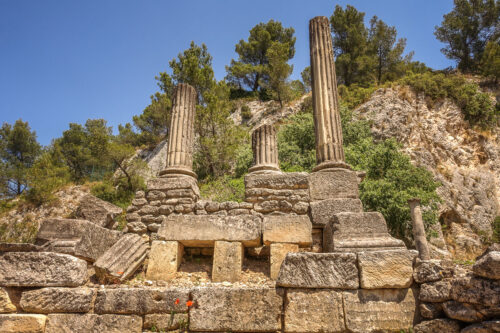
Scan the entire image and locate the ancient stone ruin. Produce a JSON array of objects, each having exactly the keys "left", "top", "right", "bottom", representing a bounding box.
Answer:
[{"left": 0, "top": 16, "right": 498, "bottom": 333}]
